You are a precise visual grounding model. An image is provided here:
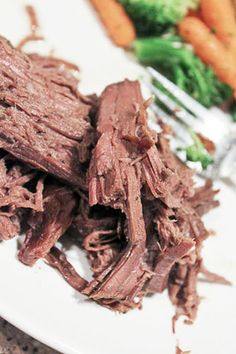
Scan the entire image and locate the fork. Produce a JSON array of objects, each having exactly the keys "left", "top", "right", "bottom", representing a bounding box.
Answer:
[{"left": 142, "top": 66, "right": 236, "bottom": 186}]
